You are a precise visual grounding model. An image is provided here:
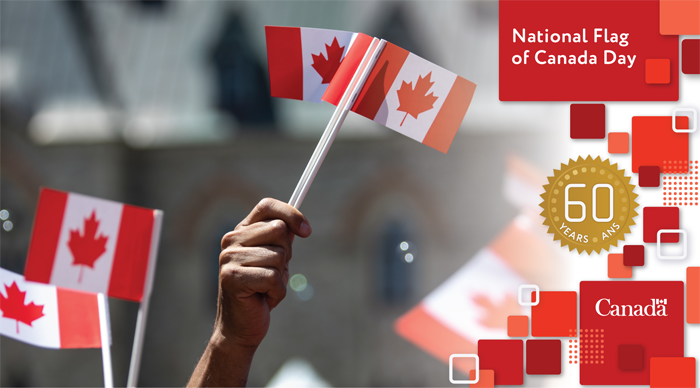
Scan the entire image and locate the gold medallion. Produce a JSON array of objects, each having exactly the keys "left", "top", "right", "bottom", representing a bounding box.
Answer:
[{"left": 540, "top": 156, "right": 639, "bottom": 254}]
